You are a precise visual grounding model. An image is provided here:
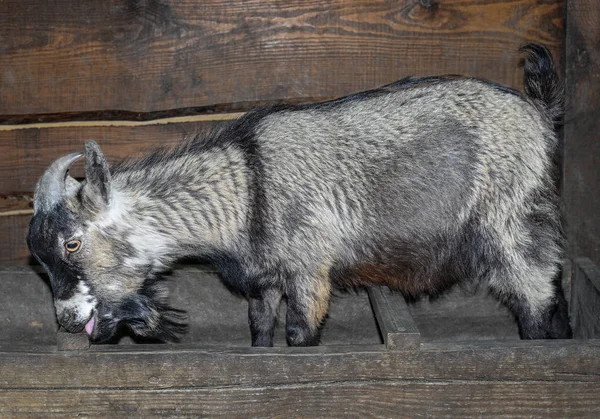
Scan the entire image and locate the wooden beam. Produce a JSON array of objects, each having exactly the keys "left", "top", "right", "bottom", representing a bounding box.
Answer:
[
  {"left": 368, "top": 287, "right": 420, "bottom": 350},
  {"left": 564, "top": 0, "right": 600, "bottom": 266},
  {"left": 56, "top": 328, "right": 91, "bottom": 351},
  {"left": 1, "top": 380, "right": 599, "bottom": 418},
  {"left": 1, "top": 339, "right": 599, "bottom": 390}
]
